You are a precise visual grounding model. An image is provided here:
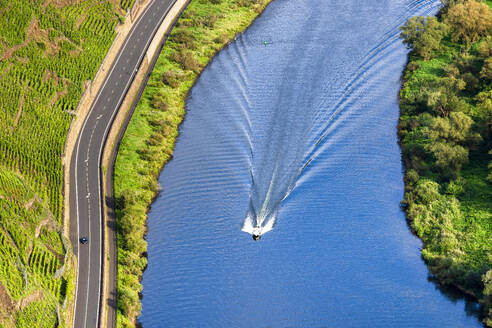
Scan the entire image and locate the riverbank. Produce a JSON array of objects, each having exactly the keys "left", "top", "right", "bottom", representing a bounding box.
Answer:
[
  {"left": 398, "top": 1, "right": 492, "bottom": 326},
  {"left": 113, "top": 0, "right": 274, "bottom": 326}
]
